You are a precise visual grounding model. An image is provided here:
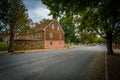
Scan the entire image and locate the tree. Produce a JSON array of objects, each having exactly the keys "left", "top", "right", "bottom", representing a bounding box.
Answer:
[
  {"left": 39, "top": 18, "right": 50, "bottom": 24},
  {"left": 60, "top": 16, "right": 78, "bottom": 44},
  {"left": 0, "top": 0, "right": 31, "bottom": 53},
  {"left": 79, "top": 30, "right": 98, "bottom": 44},
  {"left": 79, "top": 2, "right": 120, "bottom": 54},
  {"left": 41, "top": 0, "right": 120, "bottom": 54}
]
